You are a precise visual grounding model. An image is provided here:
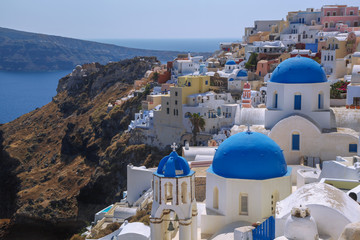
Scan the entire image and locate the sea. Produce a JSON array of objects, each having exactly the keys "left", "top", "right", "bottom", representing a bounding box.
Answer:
[{"left": 0, "top": 38, "right": 241, "bottom": 124}]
